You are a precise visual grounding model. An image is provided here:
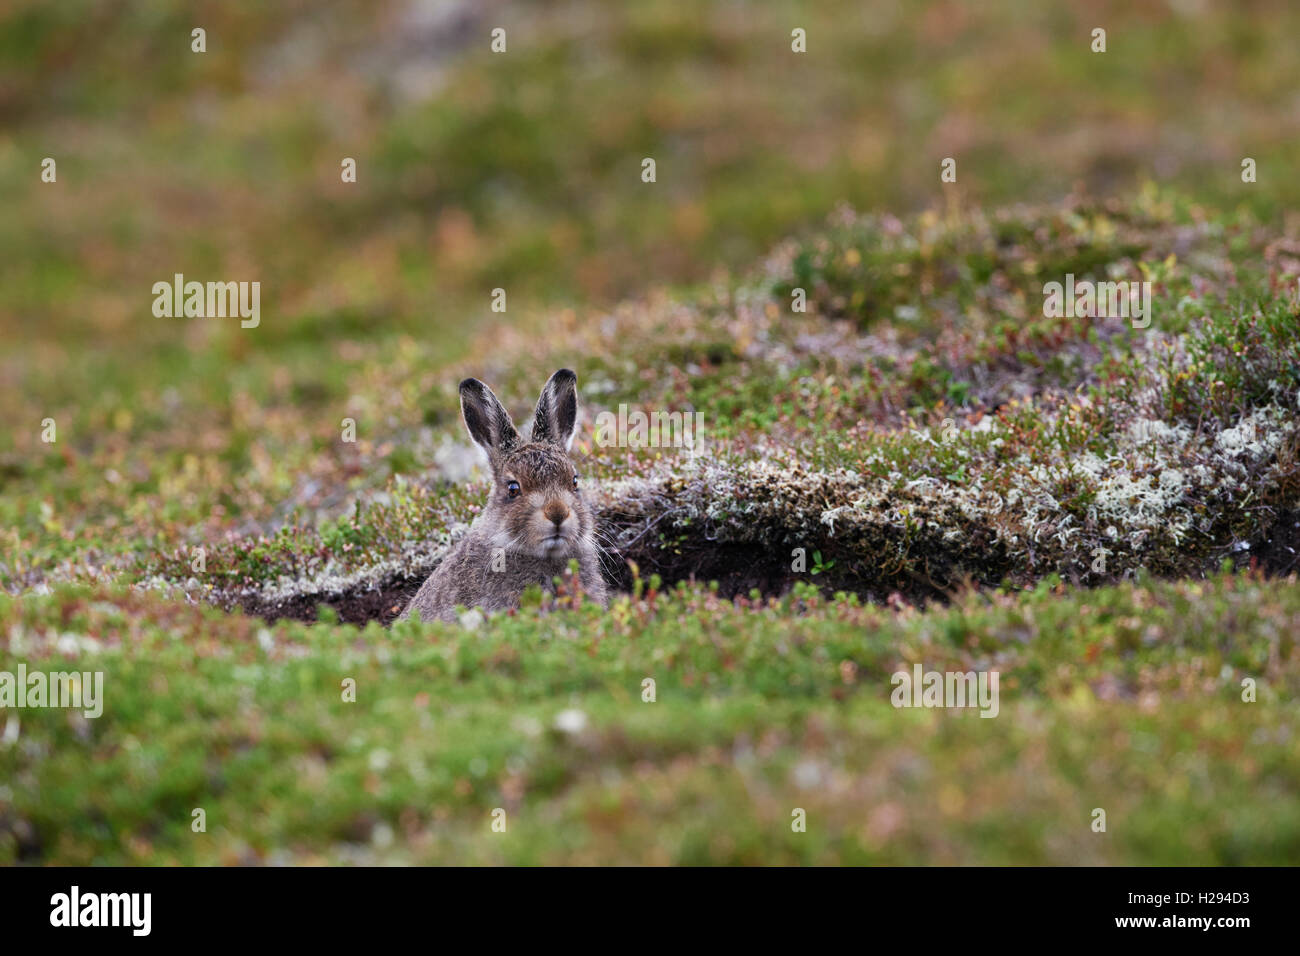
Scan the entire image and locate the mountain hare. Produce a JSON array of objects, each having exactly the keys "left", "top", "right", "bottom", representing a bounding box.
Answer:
[{"left": 402, "top": 369, "right": 608, "bottom": 623}]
